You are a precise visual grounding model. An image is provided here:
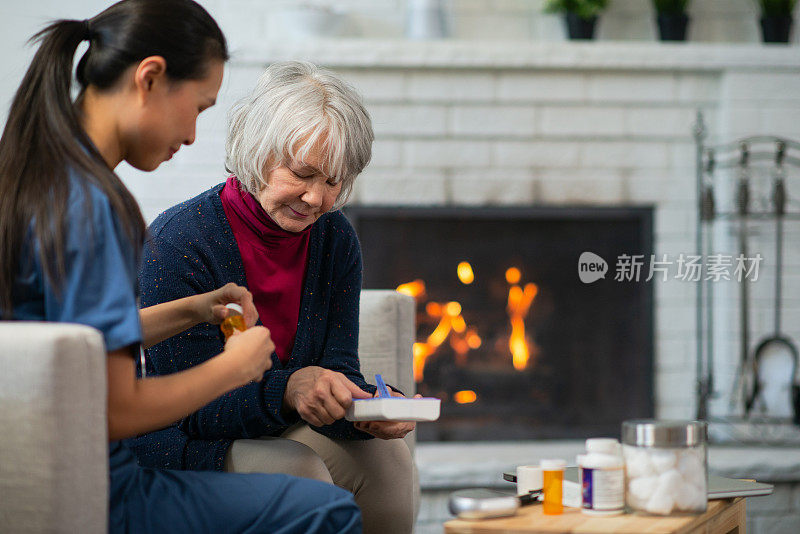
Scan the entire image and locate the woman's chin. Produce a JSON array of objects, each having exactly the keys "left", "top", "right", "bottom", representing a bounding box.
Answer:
[
  {"left": 276, "top": 217, "right": 311, "bottom": 233},
  {"left": 126, "top": 158, "right": 163, "bottom": 172}
]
